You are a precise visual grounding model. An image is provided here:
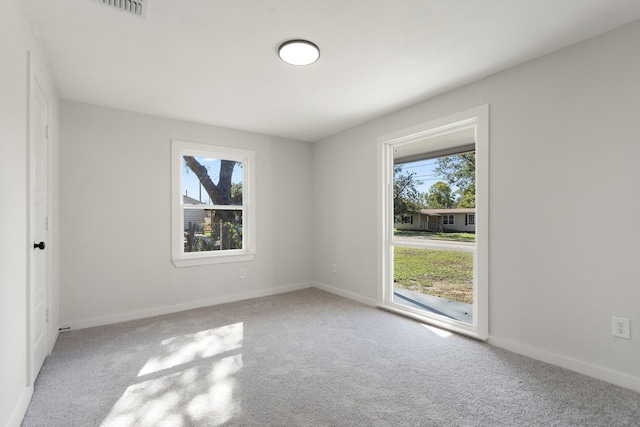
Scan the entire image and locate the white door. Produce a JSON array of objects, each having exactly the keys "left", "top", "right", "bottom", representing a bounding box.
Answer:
[{"left": 29, "top": 75, "right": 49, "bottom": 382}]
